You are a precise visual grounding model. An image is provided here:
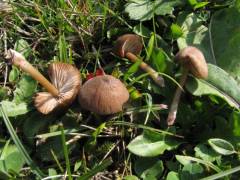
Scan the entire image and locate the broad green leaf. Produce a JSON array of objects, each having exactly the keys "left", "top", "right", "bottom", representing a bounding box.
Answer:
[
  {"left": 146, "top": 33, "right": 155, "bottom": 61},
  {"left": 9, "top": 67, "right": 19, "bottom": 83},
  {"left": 0, "top": 144, "right": 25, "bottom": 174},
  {"left": 186, "top": 64, "right": 240, "bottom": 109},
  {"left": 74, "top": 160, "right": 82, "bottom": 172},
  {"left": 181, "top": 163, "right": 204, "bottom": 180},
  {"left": 177, "top": 10, "right": 240, "bottom": 109},
  {"left": 176, "top": 11, "right": 240, "bottom": 109},
  {"left": 48, "top": 168, "right": 57, "bottom": 177},
  {"left": 230, "top": 111, "right": 240, "bottom": 137},
  {"left": 210, "top": 7, "right": 240, "bottom": 80},
  {"left": 194, "top": 144, "right": 220, "bottom": 163},
  {"left": 125, "top": 0, "right": 153, "bottom": 21},
  {"left": 133, "top": 24, "right": 151, "bottom": 38},
  {"left": 124, "top": 175, "right": 139, "bottom": 180},
  {"left": 0, "top": 106, "right": 45, "bottom": 178},
  {"left": 194, "top": 2, "right": 210, "bottom": 10},
  {"left": 127, "top": 131, "right": 180, "bottom": 157},
  {"left": 150, "top": 48, "right": 167, "bottom": 73},
  {"left": 176, "top": 155, "right": 192, "bottom": 165},
  {"left": 124, "top": 60, "right": 142, "bottom": 82},
  {"left": 0, "top": 87, "right": 8, "bottom": 101},
  {"left": 177, "top": 13, "right": 214, "bottom": 64},
  {"left": 37, "top": 137, "right": 75, "bottom": 162},
  {"left": 14, "top": 39, "right": 31, "bottom": 58},
  {"left": 166, "top": 171, "right": 179, "bottom": 180},
  {"left": 0, "top": 101, "right": 29, "bottom": 117},
  {"left": 13, "top": 74, "right": 37, "bottom": 103},
  {"left": 236, "top": 0, "right": 240, "bottom": 10},
  {"left": 183, "top": 163, "right": 203, "bottom": 174},
  {"left": 170, "top": 24, "right": 183, "bottom": 39},
  {"left": 187, "top": 0, "right": 197, "bottom": 6},
  {"left": 166, "top": 161, "right": 180, "bottom": 172},
  {"left": 23, "top": 112, "right": 51, "bottom": 144},
  {"left": 134, "top": 157, "right": 163, "bottom": 179},
  {"left": 125, "top": 0, "right": 182, "bottom": 21},
  {"left": 176, "top": 155, "right": 221, "bottom": 172},
  {"left": 208, "top": 138, "right": 236, "bottom": 155}
]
